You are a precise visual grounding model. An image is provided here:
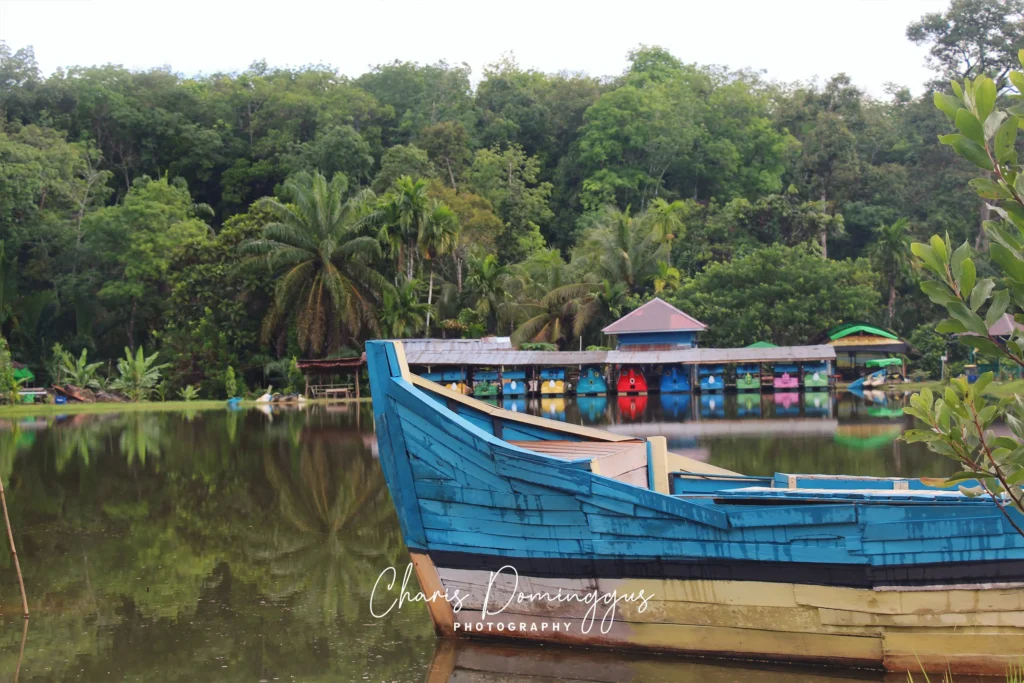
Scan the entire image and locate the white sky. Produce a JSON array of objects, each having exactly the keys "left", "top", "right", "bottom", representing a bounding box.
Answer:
[{"left": 1, "top": 0, "right": 949, "bottom": 96}]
